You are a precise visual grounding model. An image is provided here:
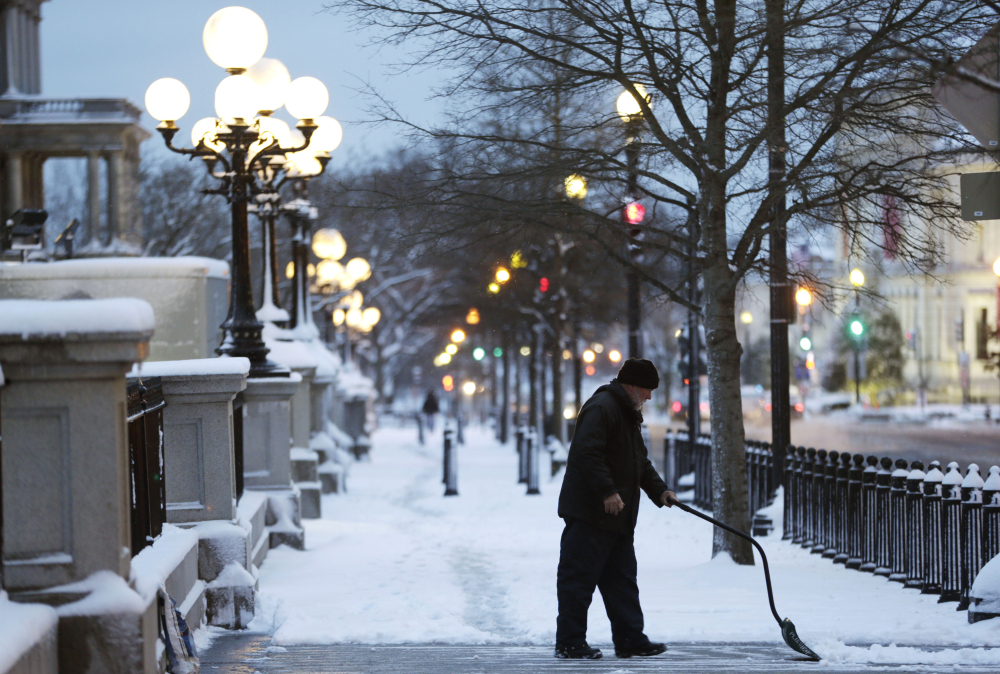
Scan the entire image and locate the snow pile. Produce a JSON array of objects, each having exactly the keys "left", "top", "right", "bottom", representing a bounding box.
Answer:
[
  {"left": 336, "top": 366, "right": 375, "bottom": 398},
  {"left": 48, "top": 570, "right": 148, "bottom": 616},
  {"left": 816, "top": 640, "right": 1000, "bottom": 666},
  {"left": 972, "top": 554, "right": 1000, "bottom": 615},
  {"left": 130, "top": 357, "right": 250, "bottom": 378},
  {"left": 208, "top": 561, "right": 256, "bottom": 589},
  {"left": 130, "top": 524, "right": 199, "bottom": 602},
  {"left": 0, "top": 298, "right": 155, "bottom": 338},
  {"left": 0, "top": 591, "right": 58, "bottom": 673}
]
